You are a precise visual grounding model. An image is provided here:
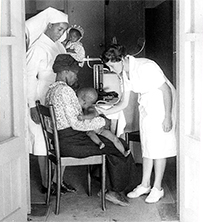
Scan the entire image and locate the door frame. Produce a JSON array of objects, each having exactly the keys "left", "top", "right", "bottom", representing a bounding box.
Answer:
[
  {"left": 176, "top": 0, "right": 203, "bottom": 221},
  {"left": 0, "top": 0, "right": 28, "bottom": 220}
]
